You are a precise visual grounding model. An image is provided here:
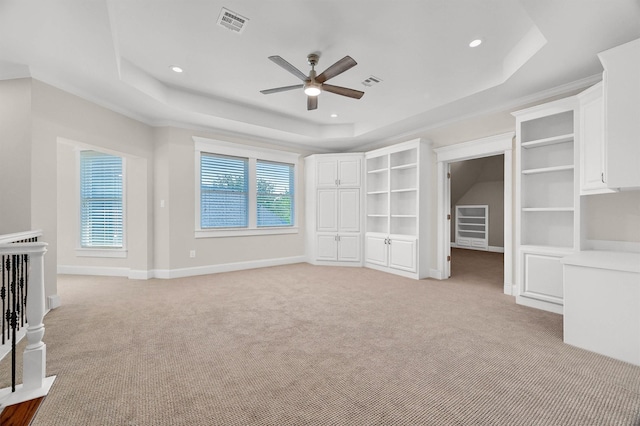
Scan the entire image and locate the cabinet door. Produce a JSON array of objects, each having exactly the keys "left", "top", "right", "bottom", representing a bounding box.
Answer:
[
  {"left": 338, "top": 159, "right": 361, "bottom": 187},
  {"left": 365, "top": 234, "right": 388, "bottom": 266},
  {"left": 520, "top": 251, "right": 564, "bottom": 305},
  {"left": 317, "top": 189, "right": 337, "bottom": 232},
  {"left": 389, "top": 237, "right": 417, "bottom": 272},
  {"left": 316, "top": 234, "right": 338, "bottom": 261},
  {"left": 599, "top": 39, "right": 640, "bottom": 188},
  {"left": 317, "top": 159, "right": 338, "bottom": 187},
  {"left": 338, "top": 189, "right": 360, "bottom": 233},
  {"left": 580, "top": 87, "right": 608, "bottom": 192},
  {"left": 337, "top": 235, "right": 360, "bottom": 262}
]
